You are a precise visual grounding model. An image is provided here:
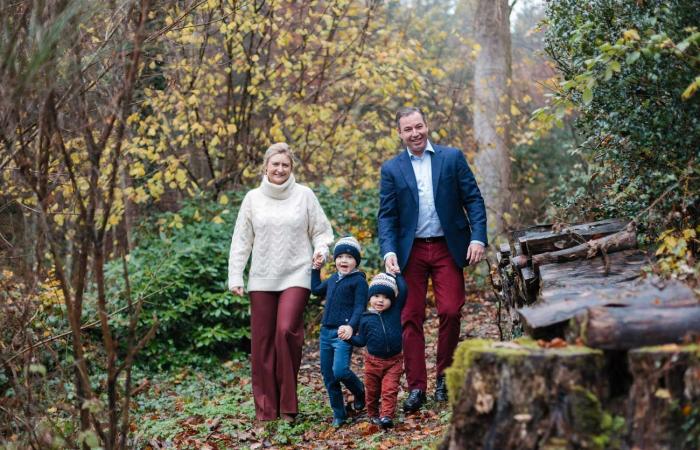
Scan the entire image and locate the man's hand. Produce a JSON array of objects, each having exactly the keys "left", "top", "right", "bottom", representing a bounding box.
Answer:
[
  {"left": 337, "top": 325, "right": 353, "bottom": 340},
  {"left": 231, "top": 286, "right": 244, "bottom": 296},
  {"left": 466, "top": 242, "right": 485, "bottom": 266},
  {"left": 385, "top": 254, "right": 400, "bottom": 274}
]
